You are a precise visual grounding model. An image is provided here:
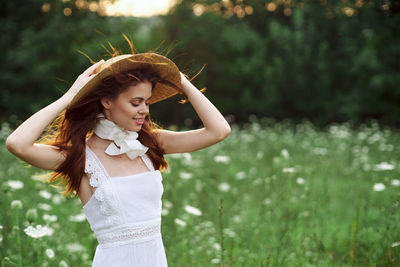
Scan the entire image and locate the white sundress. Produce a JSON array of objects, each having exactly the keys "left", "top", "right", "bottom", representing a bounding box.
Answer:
[{"left": 83, "top": 145, "right": 168, "bottom": 266}]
